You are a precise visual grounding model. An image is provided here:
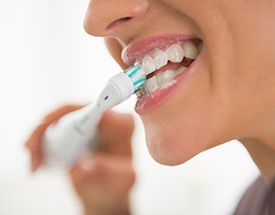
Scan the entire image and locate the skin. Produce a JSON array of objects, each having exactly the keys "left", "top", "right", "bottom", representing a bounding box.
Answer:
[
  {"left": 26, "top": 0, "right": 275, "bottom": 214},
  {"left": 26, "top": 105, "right": 135, "bottom": 214},
  {"left": 86, "top": 0, "right": 275, "bottom": 171}
]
